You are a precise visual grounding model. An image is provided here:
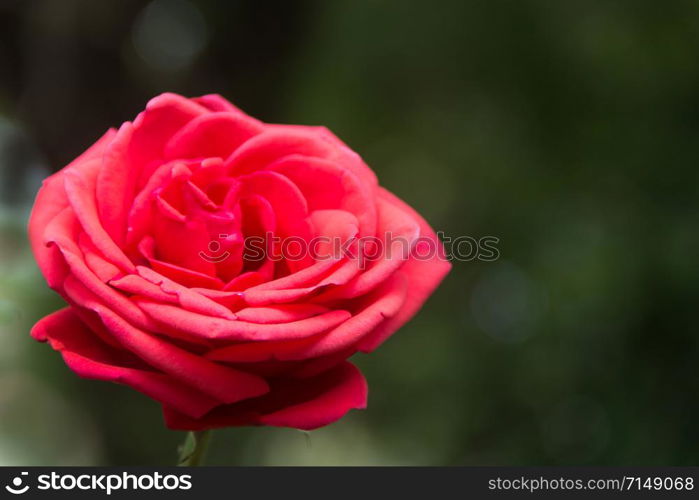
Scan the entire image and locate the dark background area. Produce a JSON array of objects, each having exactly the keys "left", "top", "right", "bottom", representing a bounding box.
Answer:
[{"left": 0, "top": 0, "right": 698, "bottom": 465}]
